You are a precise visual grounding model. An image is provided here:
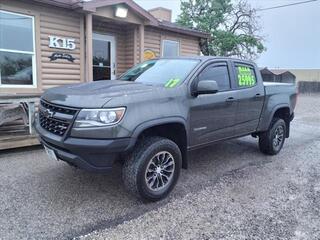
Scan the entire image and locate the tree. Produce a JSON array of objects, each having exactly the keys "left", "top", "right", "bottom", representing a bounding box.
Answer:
[{"left": 176, "top": 0, "right": 265, "bottom": 60}]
